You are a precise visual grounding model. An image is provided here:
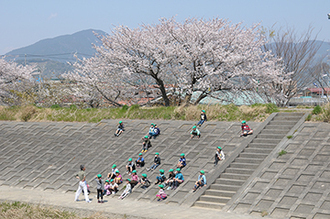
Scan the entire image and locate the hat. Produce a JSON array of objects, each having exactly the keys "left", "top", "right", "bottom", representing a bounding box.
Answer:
[
  {"left": 192, "top": 126, "right": 196, "bottom": 129},
  {"left": 159, "top": 169, "right": 164, "bottom": 173},
  {"left": 128, "top": 158, "right": 132, "bottom": 162},
  {"left": 119, "top": 121, "right": 122, "bottom": 123},
  {"left": 202, "top": 110, "right": 205, "bottom": 113},
  {"left": 144, "top": 135, "right": 149, "bottom": 139},
  {"left": 142, "top": 173, "right": 147, "bottom": 178},
  {"left": 151, "top": 123, "right": 154, "bottom": 126},
  {"left": 110, "top": 179, "right": 114, "bottom": 182},
  {"left": 155, "top": 152, "right": 159, "bottom": 155},
  {"left": 115, "top": 170, "right": 120, "bottom": 173},
  {"left": 97, "top": 174, "right": 102, "bottom": 178},
  {"left": 169, "top": 169, "right": 174, "bottom": 172},
  {"left": 132, "top": 170, "right": 137, "bottom": 173},
  {"left": 176, "top": 168, "right": 181, "bottom": 172},
  {"left": 158, "top": 184, "right": 164, "bottom": 188},
  {"left": 200, "top": 170, "right": 205, "bottom": 174},
  {"left": 139, "top": 153, "right": 143, "bottom": 156},
  {"left": 217, "top": 146, "right": 222, "bottom": 150},
  {"left": 112, "top": 164, "right": 117, "bottom": 168},
  {"left": 80, "top": 165, "right": 84, "bottom": 170},
  {"left": 242, "top": 120, "right": 246, "bottom": 124},
  {"left": 126, "top": 178, "right": 131, "bottom": 182},
  {"left": 105, "top": 180, "right": 109, "bottom": 182},
  {"left": 180, "top": 153, "right": 185, "bottom": 157}
]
